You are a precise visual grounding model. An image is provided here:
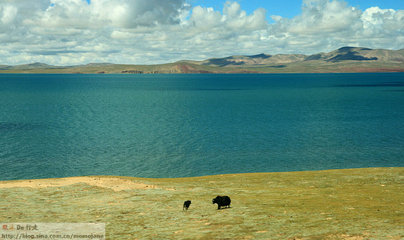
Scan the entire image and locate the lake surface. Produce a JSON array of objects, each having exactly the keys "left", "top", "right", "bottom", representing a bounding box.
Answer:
[{"left": 0, "top": 73, "right": 403, "bottom": 180}]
